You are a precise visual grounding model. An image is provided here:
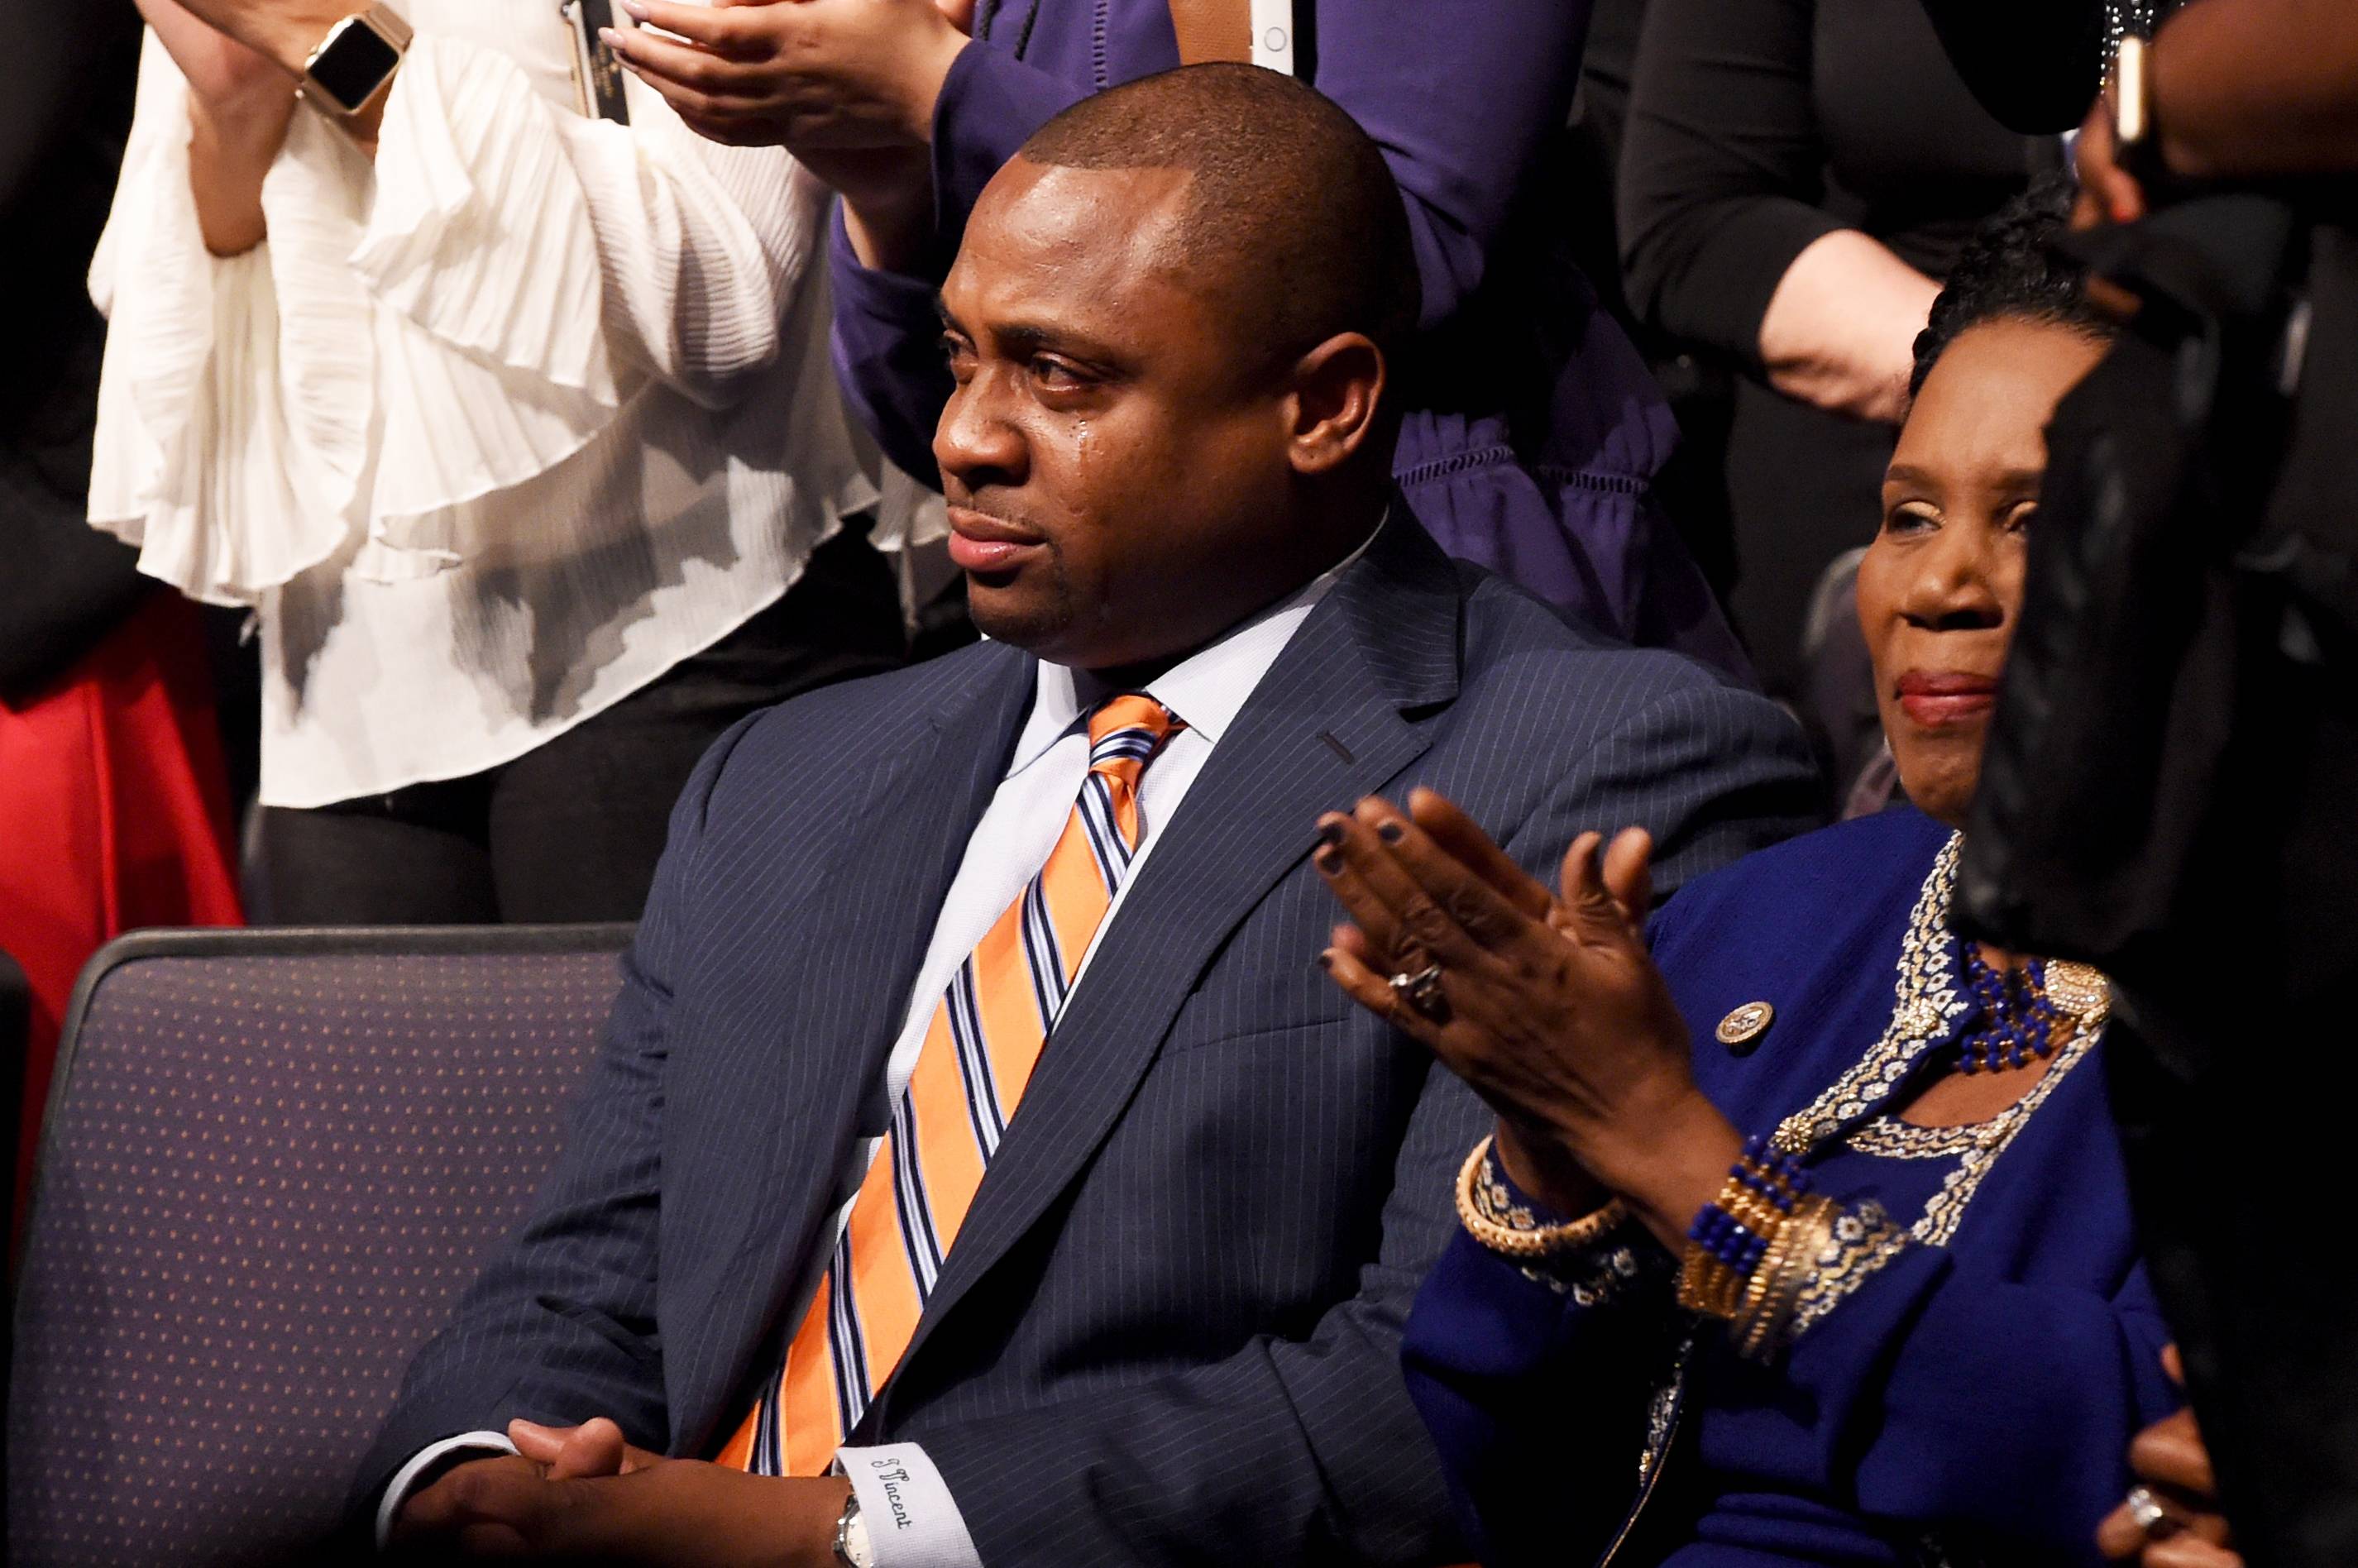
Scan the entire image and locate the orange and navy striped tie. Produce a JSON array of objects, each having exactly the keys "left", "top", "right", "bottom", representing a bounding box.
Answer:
[{"left": 717, "top": 693, "right": 1184, "bottom": 1475}]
